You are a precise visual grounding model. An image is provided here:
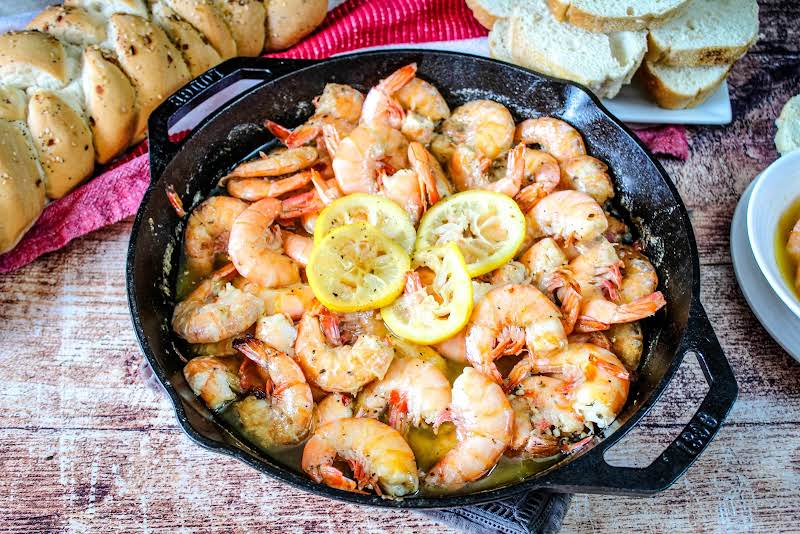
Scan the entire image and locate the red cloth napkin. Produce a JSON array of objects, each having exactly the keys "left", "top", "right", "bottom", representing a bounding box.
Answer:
[{"left": 0, "top": 0, "right": 688, "bottom": 274}]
